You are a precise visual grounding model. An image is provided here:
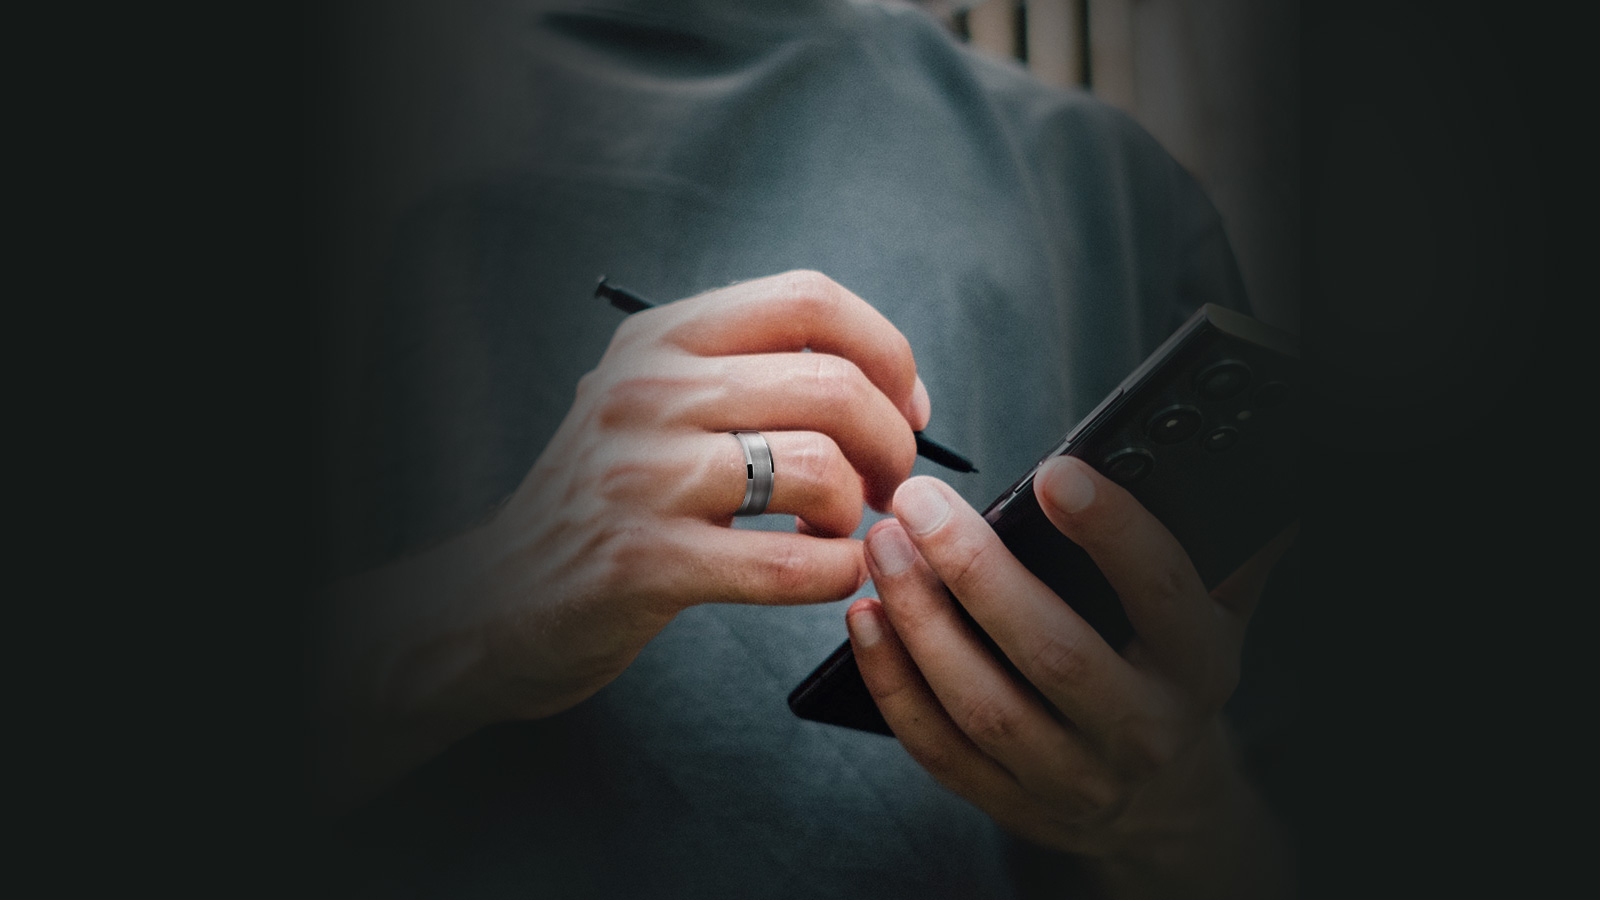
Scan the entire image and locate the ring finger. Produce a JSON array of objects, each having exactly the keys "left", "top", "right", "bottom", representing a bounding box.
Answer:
[
  {"left": 676, "top": 430, "right": 865, "bottom": 537},
  {"left": 695, "top": 353, "right": 918, "bottom": 510}
]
